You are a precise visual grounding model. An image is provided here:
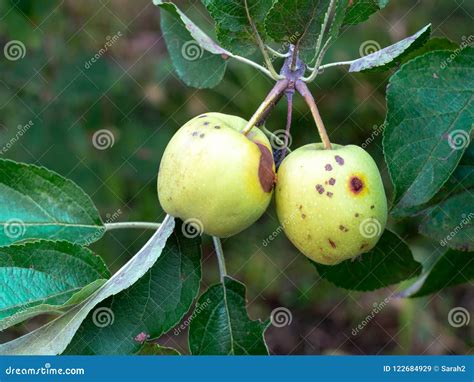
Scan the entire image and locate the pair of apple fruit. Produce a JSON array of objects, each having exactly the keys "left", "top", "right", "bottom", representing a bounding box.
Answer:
[{"left": 158, "top": 113, "right": 387, "bottom": 265}]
